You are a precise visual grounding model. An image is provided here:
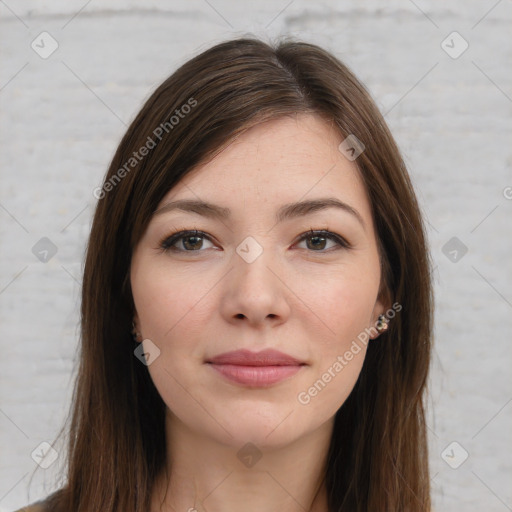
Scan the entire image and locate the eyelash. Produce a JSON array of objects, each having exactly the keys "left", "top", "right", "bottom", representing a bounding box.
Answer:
[{"left": 158, "top": 228, "right": 351, "bottom": 254}]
